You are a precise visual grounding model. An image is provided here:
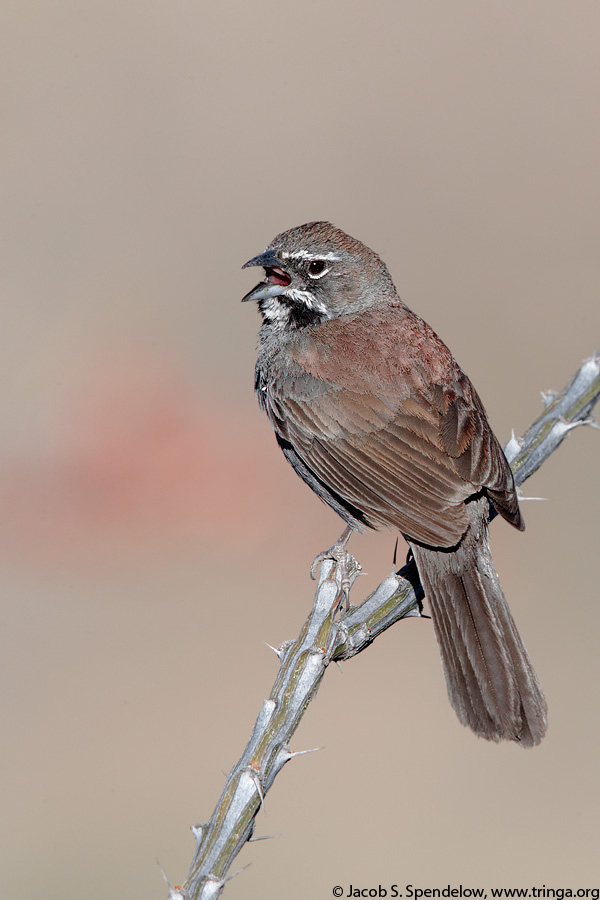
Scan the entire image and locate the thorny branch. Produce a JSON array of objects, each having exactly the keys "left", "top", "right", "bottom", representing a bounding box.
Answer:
[{"left": 172, "top": 353, "right": 600, "bottom": 900}]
